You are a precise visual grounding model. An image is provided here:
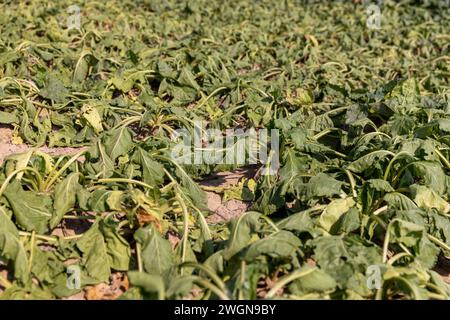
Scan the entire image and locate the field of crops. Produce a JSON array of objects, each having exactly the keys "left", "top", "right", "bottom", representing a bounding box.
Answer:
[{"left": 0, "top": 0, "right": 449, "bottom": 300}]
